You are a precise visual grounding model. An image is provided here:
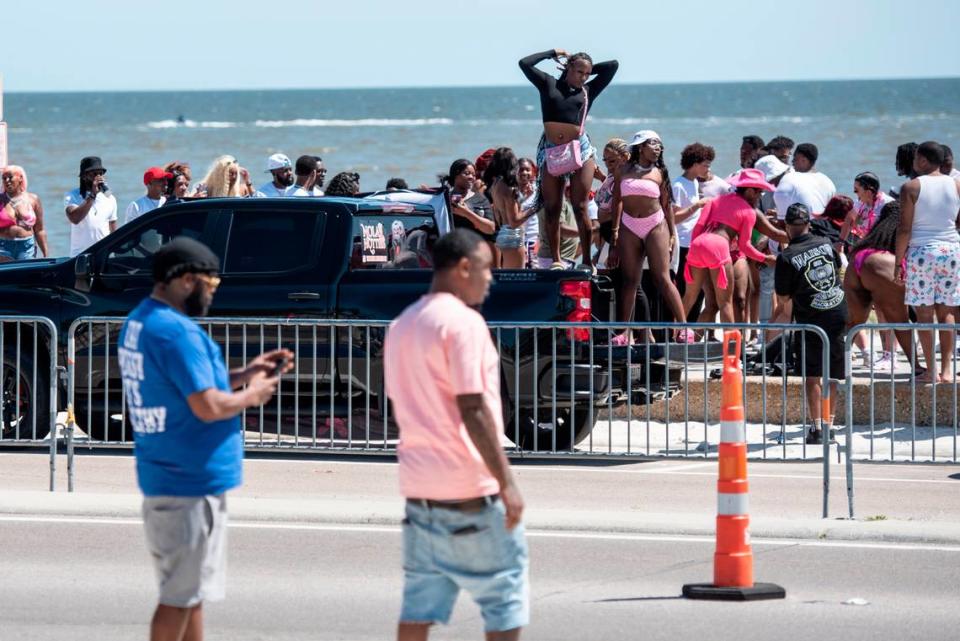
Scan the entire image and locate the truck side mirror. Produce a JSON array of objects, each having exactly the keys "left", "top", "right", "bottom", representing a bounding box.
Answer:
[{"left": 74, "top": 253, "right": 92, "bottom": 291}]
